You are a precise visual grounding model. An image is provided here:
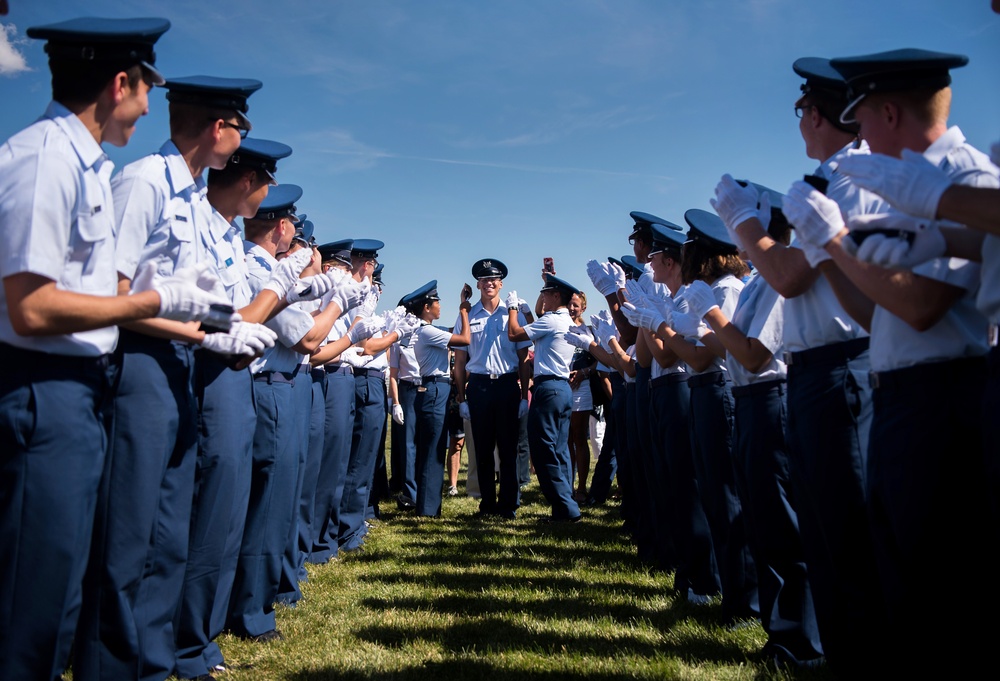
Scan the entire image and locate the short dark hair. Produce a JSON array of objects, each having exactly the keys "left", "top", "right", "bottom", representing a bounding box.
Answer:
[
  {"left": 208, "top": 163, "right": 259, "bottom": 189},
  {"left": 51, "top": 61, "right": 144, "bottom": 105},
  {"left": 680, "top": 241, "right": 748, "bottom": 285},
  {"left": 168, "top": 101, "right": 239, "bottom": 140},
  {"left": 799, "top": 89, "right": 859, "bottom": 135}
]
